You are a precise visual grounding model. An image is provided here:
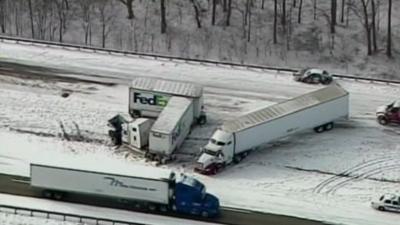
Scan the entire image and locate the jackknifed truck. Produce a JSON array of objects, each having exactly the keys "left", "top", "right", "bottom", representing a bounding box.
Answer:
[
  {"left": 30, "top": 162, "right": 220, "bottom": 217},
  {"left": 129, "top": 77, "right": 206, "bottom": 124},
  {"left": 195, "top": 84, "right": 349, "bottom": 175},
  {"left": 109, "top": 78, "right": 208, "bottom": 163}
]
